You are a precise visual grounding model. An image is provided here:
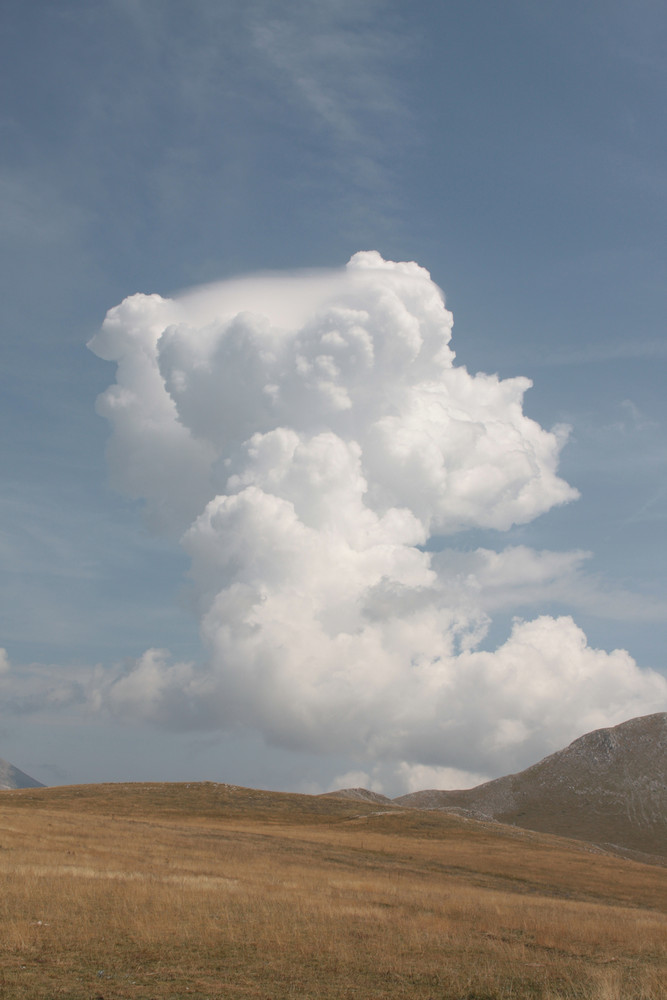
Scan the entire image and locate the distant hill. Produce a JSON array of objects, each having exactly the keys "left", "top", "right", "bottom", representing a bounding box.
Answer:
[
  {"left": 0, "top": 757, "right": 44, "bottom": 790},
  {"left": 394, "top": 713, "right": 667, "bottom": 861},
  {"left": 321, "top": 787, "right": 393, "bottom": 805}
]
